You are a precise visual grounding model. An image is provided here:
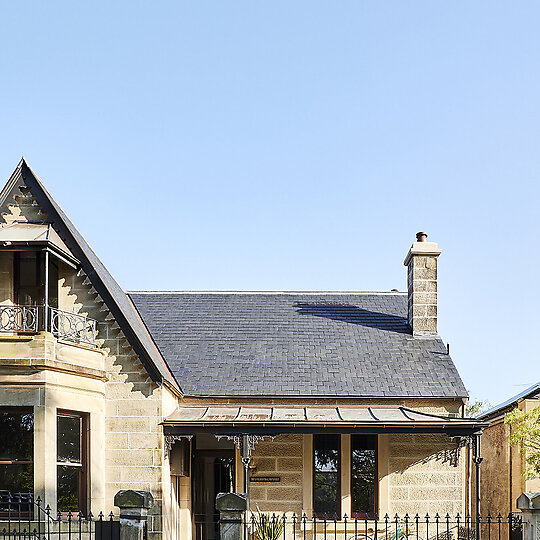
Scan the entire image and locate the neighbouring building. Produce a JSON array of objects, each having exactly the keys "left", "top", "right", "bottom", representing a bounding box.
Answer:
[
  {"left": 0, "top": 159, "right": 486, "bottom": 540},
  {"left": 478, "top": 383, "right": 540, "bottom": 516}
]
